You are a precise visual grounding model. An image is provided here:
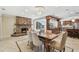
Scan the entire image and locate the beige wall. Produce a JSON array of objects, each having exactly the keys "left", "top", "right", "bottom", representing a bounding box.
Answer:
[
  {"left": 0, "top": 14, "right": 16, "bottom": 39},
  {"left": 0, "top": 15, "right": 3, "bottom": 39}
]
